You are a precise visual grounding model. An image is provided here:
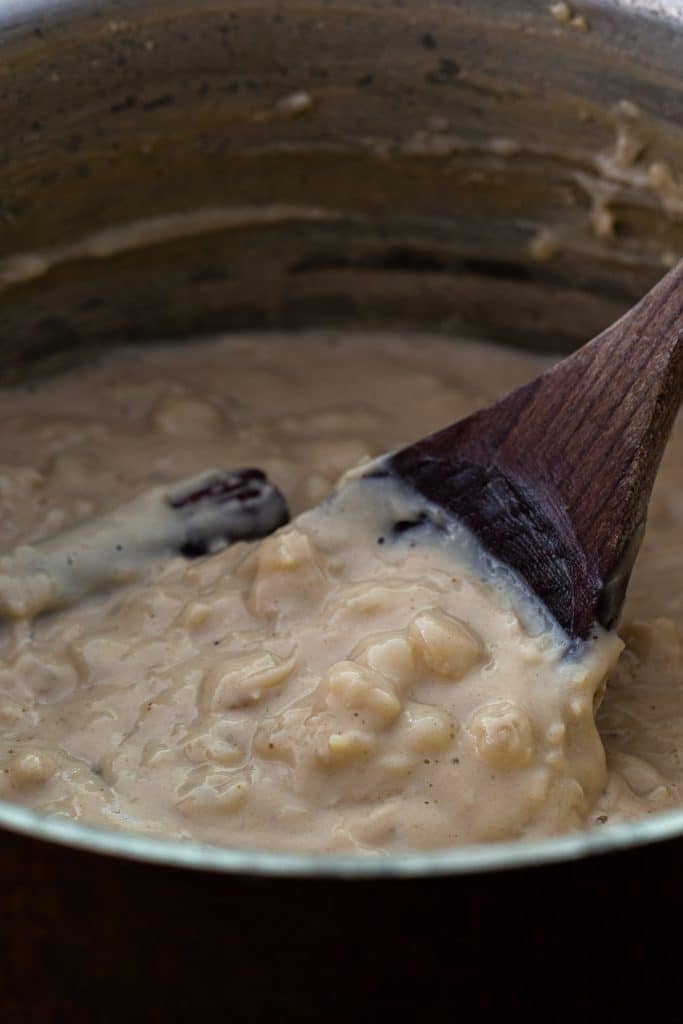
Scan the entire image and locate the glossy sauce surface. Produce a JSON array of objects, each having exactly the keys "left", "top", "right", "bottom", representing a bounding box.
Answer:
[{"left": 0, "top": 331, "right": 679, "bottom": 851}]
